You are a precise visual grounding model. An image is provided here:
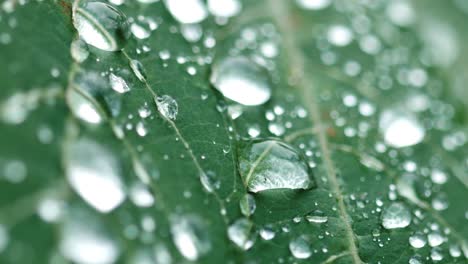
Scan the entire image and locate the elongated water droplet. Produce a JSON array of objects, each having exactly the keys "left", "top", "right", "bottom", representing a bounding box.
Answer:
[
  {"left": 155, "top": 95, "right": 178, "bottom": 120},
  {"left": 210, "top": 56, "right": 272, "bottom": 106},
  {"left": 66, "top": 88, "right": 104, "bottom": 124},
  {"left": 239, "top": 139, "right": 314, "bottom": 192},
  {"left": 305, "top": 210, "right": 328, "bottom": 223},
  {"left": 170, "top": 215, "right": 211, "bottom": 261},
  {"left": 164, "top": 0, "right": 208, "bottom": 24},
  {"left": 130, "top": 59, "right": 147, "bottom": 82},
  {"left": 289, "top": 236, "right": 311, "bottom": 259},
  {"left": 379, "top": 109, "right": 425, "bottom": 148},
  {"left": 70, "top": 38, "right": 89, "bottom": 63},
  {"left": 207, "top": 0, "right": 241, "bottom": 18},
  {"left": 129, "top": 183, "right": 154, "bottom": 207},
  {"left": 109, "top": 73, "right": 130, "bottom": 94},
  {"left": 228, "top": 218, "right": 254, "bottom": 250},
  {"left": 66, "top": 139, "right": 126, "bottom": 213},
  {"left": 381, "top": 202, "right": 411, "bottom": 229},
  {"left": 200, "top": 171, "right": 220, "bottom": 193},
  {"left": 72, "top": 1, "right": 130, "bottom": 51},
  {"left": 239, "top": 193, "right": 256, "bottom": 216}
]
